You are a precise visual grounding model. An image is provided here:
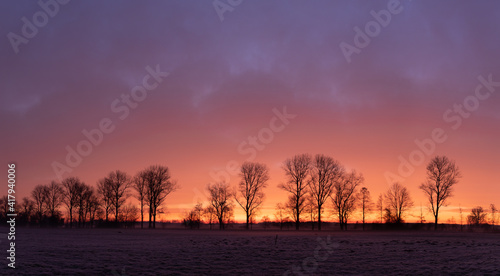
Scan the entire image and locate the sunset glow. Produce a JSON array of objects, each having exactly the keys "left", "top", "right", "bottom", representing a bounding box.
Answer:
[{"left": 2, "top": 0, "right": 499, "bottom": 225}]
